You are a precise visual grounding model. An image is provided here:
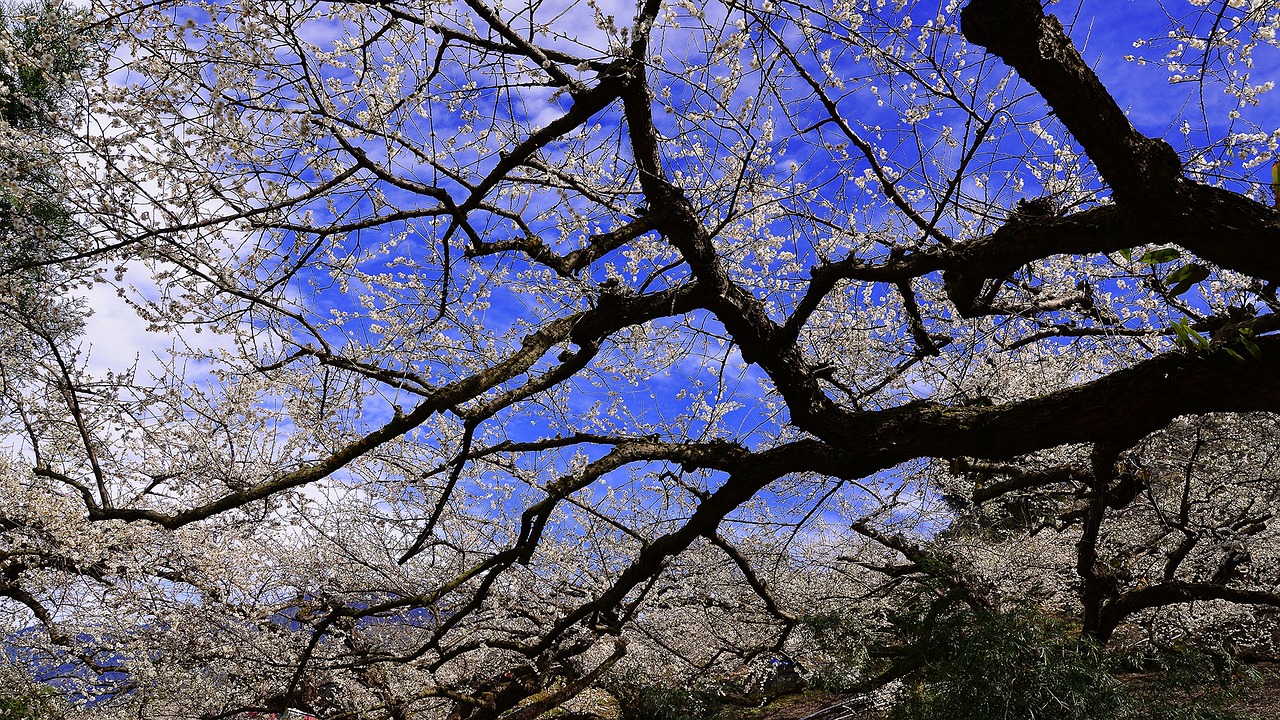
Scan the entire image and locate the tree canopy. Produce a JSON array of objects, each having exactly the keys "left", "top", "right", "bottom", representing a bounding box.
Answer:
[{"left": 3, "top": 0, "right": 1280, "bottom": 717}]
